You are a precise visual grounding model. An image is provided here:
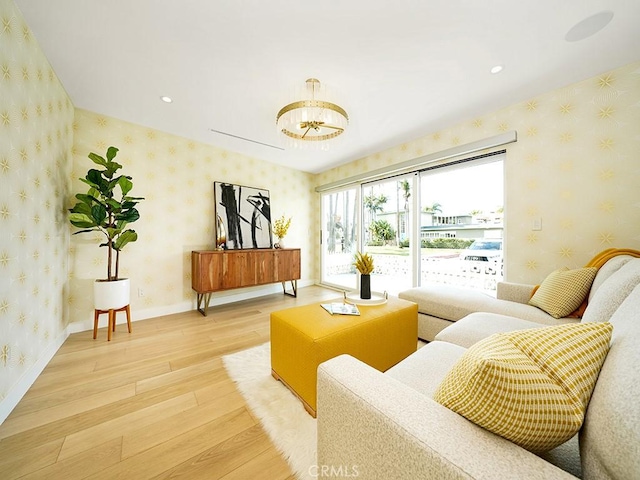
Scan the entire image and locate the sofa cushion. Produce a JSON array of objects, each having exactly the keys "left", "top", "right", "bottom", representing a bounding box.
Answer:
[
  {"left": 580, "top": 284, "right": 640, "bottom": 480},
  {"left": 385, "top": 341, "right": 466, "bottom": 398},
  {"left": 399, "top": 286, "right": 497, "bottom": 322},
  {"left": 528, "top": 267, "right": 598, "bottom": 318},
  {"left": 582, "top": 258, "right": 640, "bottom": 324},
  {"left": 434, "top": 322, "right": 612, "bottom": 453},
  {"left": 434, "top": 312, "right": 577, "bottom": 349},
  {"left": 400, "top": 285, "right": 569, "bottom": 326},
  {"left": 588, "top": 254, "right": 635, "bottom": 302},
  {"left": 570, "top": 254, "right": 636, "bottom": 318}
]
